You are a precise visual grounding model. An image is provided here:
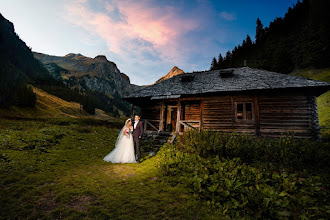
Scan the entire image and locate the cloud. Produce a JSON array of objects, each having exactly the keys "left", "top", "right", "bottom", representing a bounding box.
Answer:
[
  {"left": 62, "top": 0, "right": 227, "bottom": 85},
  {"left": 219, "top": 11, "right": 236, "bottom": 21},
  {"left": 64, "top": 0, "right": 200, "bottom": 64}
]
